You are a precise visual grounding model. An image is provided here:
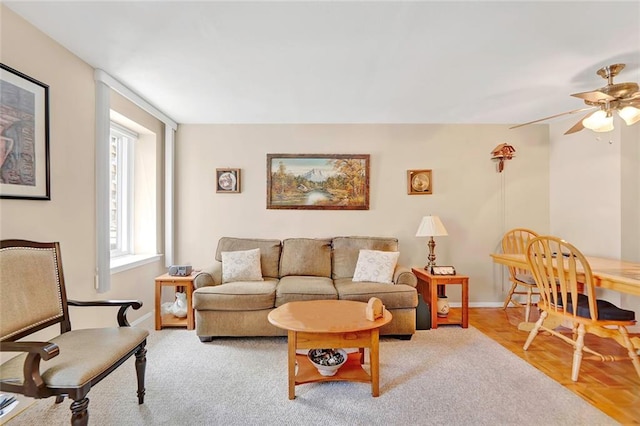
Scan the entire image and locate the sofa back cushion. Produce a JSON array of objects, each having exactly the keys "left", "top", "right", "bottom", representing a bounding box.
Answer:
[
  {"left": 332, "top": 236, "right": 399, "bottom": 280},
  {"left": 215, "top": 237, "right": 282, "bottom": 278},
  {"left": 279, "top": 238, "right": 332, "bottom": 278}
]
